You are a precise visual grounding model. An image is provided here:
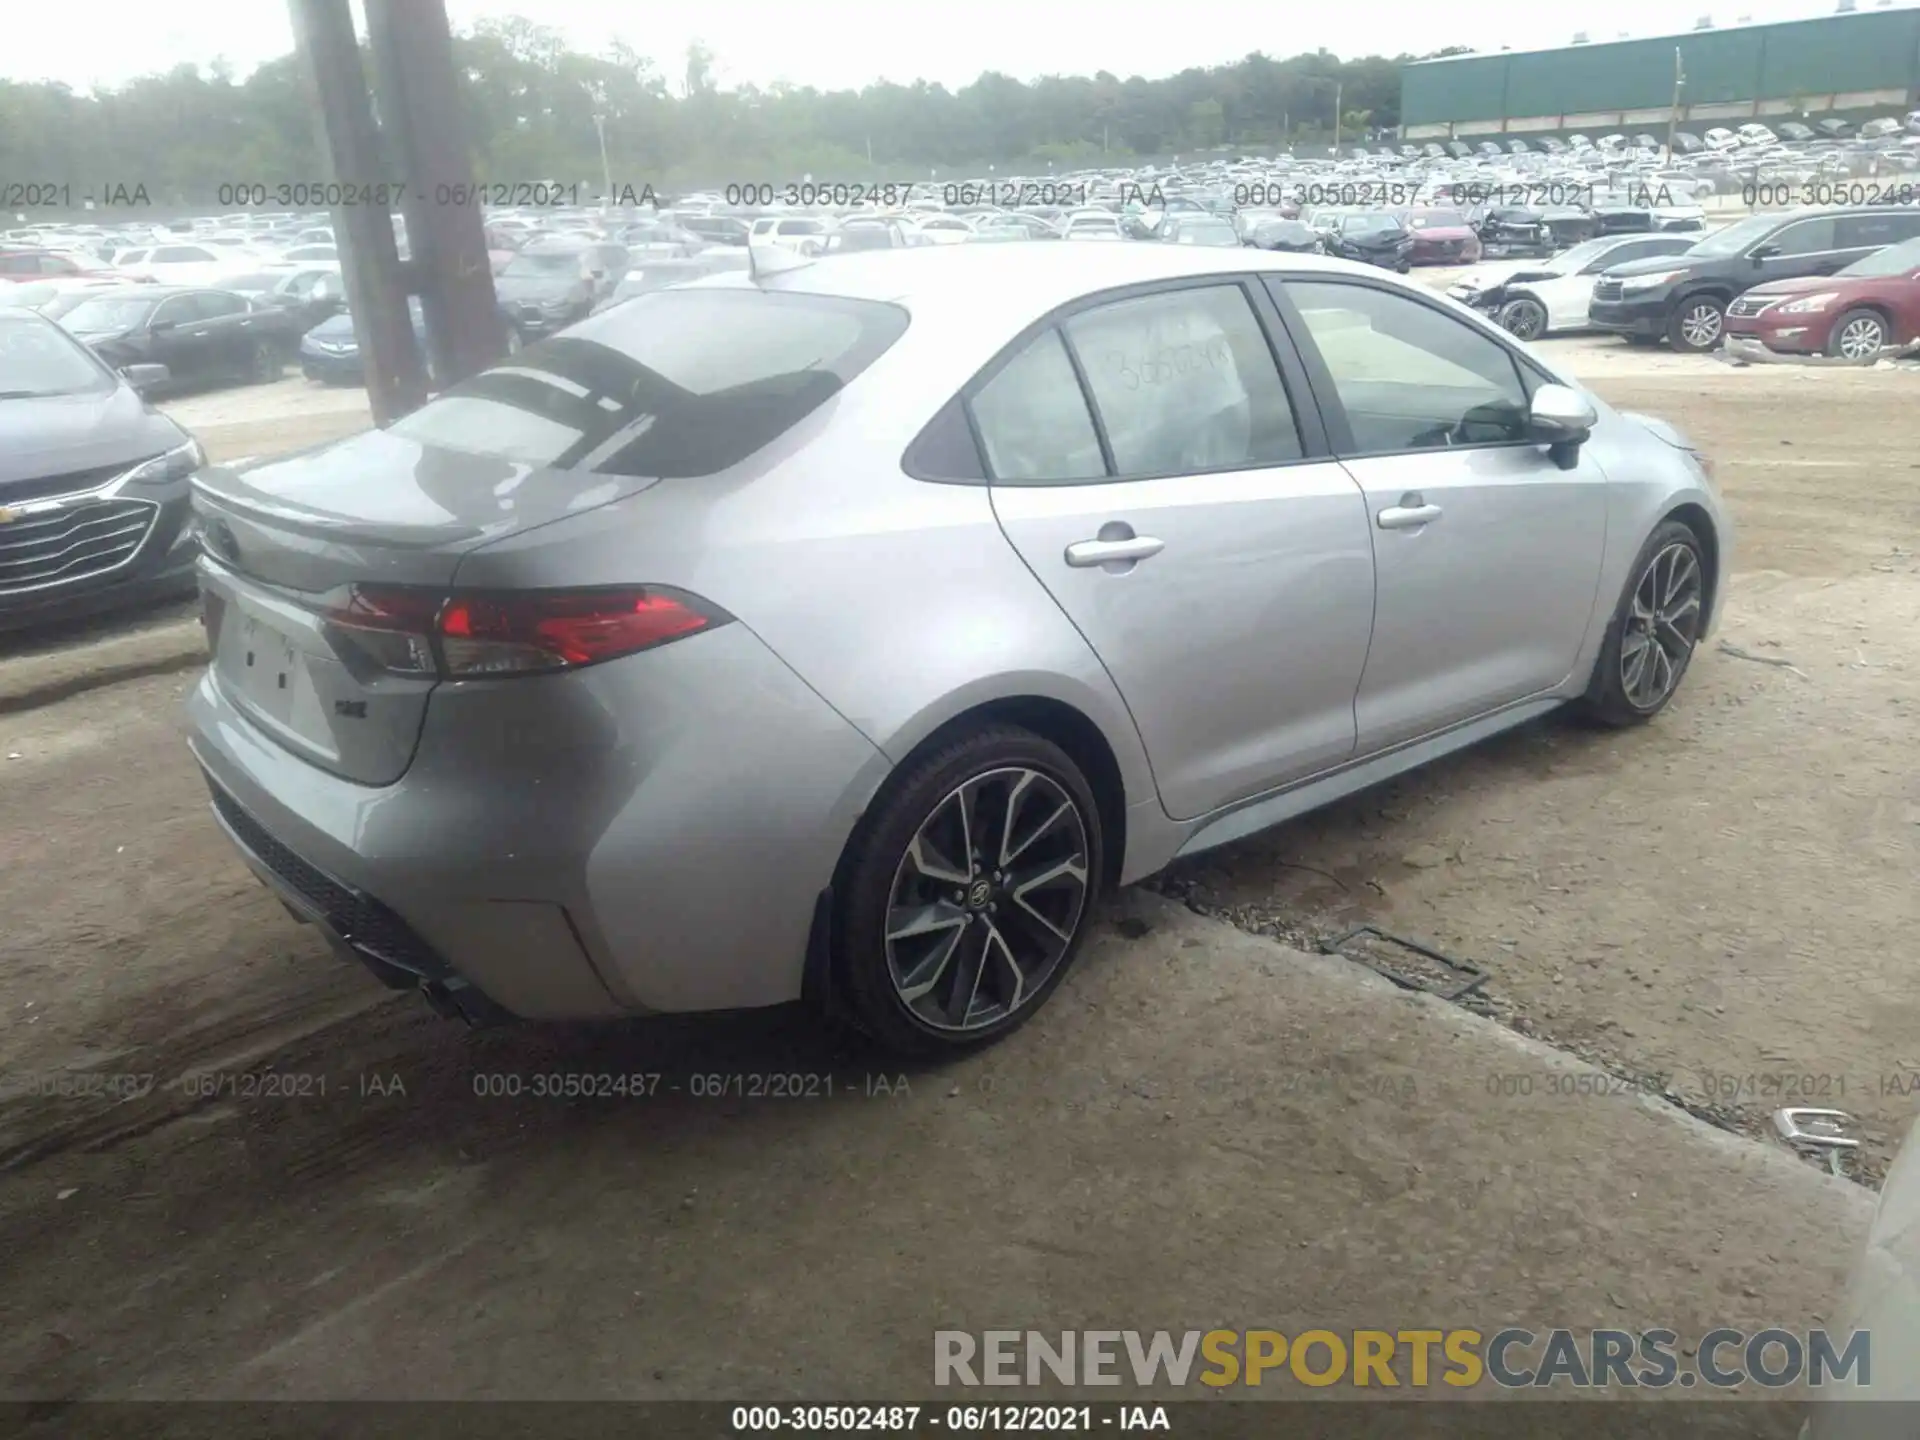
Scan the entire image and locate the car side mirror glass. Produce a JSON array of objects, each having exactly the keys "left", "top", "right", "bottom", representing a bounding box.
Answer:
[
  {"left": 1750, "top": 243, "right": 1779, "bottom": 262},
  {"left": 150, "top": 318, "right": 176, "bottom": 331}
]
